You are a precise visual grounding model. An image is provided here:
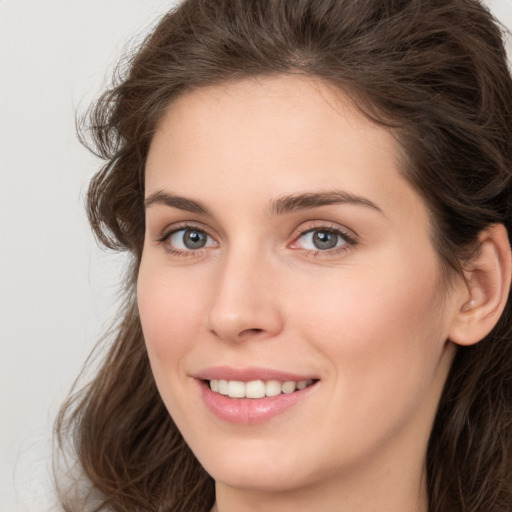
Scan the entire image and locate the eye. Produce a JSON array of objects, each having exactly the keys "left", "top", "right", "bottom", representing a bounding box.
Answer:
[
  {"left": 163, "top": 227, "right": 217, "bottom": 252},
  {"left": 291, "top": 226, "right": 355, "bottom": 253},
  {"left": 301, "top": 230, "right": 343, "bottom": 250}
]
